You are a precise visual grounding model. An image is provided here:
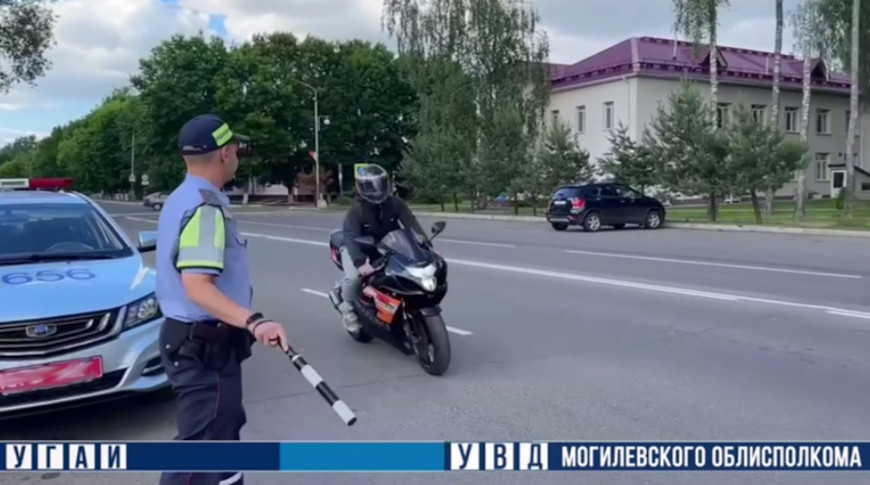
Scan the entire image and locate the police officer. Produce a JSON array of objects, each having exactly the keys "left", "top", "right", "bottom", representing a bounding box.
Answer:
[{"left": 155, "top": 114, "right": 289, "bottom": 485}]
